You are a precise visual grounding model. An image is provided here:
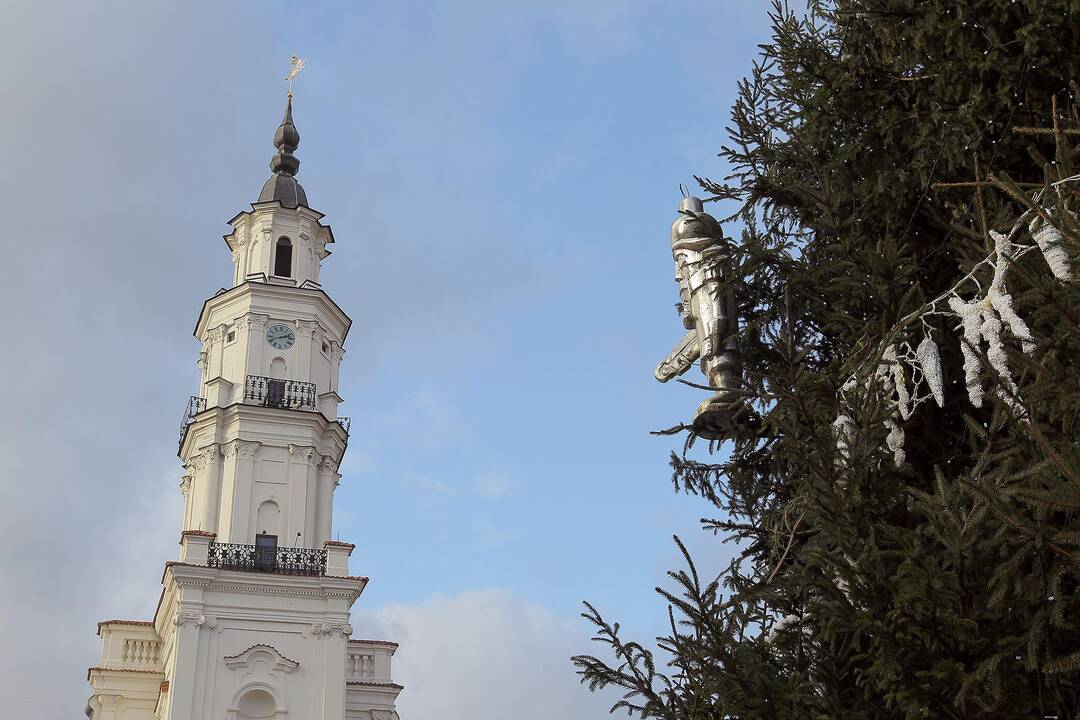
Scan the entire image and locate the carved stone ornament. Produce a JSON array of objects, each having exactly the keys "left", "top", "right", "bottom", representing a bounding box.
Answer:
[
  {"left": 173, "top": 611, "right": 208, "bottom": 628},
  {"left": 201, "top": 444, "right": 222, "bottom": 465},
  {"left": 206, "top": 326, "right": 225, "bottom": 344},
  {"left": 295, "top": 320, "right": 318, "bottom": 337},
  {"left": 96, "top": 694, "right": 123, "bottom": 709},
  {"left": 179, "top": 475, "right": 192, "bottom": 497},
  {"left": 311, "top": 621, "right": 353, "bottom": 638},
  {"left": 198, "top": 351, "right": 208, "bottom": 370},
  {"left": 319, "top": 455, "right": 338, "bottom": 474},
  {"left": 223, "top": 440, "right": 260, "bottom": 460},
  {"left": 238, "top": 313, "right": 270, "bottom": 332},
  {"left": 655, "top": 195, "right": 743, "bottom": 440},
  {"left": 288, "top": 445, "right": 317, "bottom": 465},
  {"left": 188, "top": 445, "right": 219, "bottom": 473}
]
